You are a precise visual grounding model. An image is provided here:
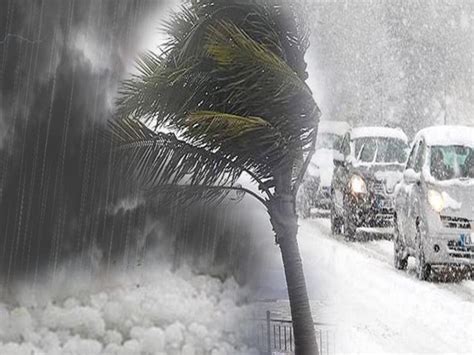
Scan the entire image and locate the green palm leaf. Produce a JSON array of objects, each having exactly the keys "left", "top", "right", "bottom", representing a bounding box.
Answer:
[
  {"left": 110, "top": 116, "right": 279, "bottom": 191},
  {"left": 185, "top": 110, "right": 276, "bottom": 141},
  {"left": 108, "top": 117, "right": 242, "bottom": 188},
  {"left": 206, "top": 21, "right": 312, "bottom": 97},
  {"left": 115, "top": 53, "right": 203, "bottom": 128},
  {"left": 184, "top": 110, "right": 291, "bottom": 166},
  {"left": 203, "top": 20, "right": 318, "bottom": 139}
]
